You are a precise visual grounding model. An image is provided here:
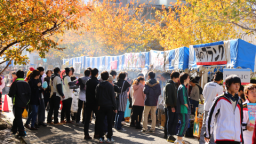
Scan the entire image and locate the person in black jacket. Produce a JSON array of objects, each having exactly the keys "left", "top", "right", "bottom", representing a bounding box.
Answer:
[
  {"left": 24, "top": 70, "right": 42, "bottom": 130},
  {"left": 84, "top": 68, "right": 100, "bottom": 140},
  {"left": 164, "top": 71, "right": 180, "bottom": 142},
  {"left": 9, "top": 70, "right": 31, "bottom": 137},
  {"left": 36, "top": 67, "right": 47, "bottom": 127},
  {"left": 96, "top": 71, "right": 117, "bottom": 143}
]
